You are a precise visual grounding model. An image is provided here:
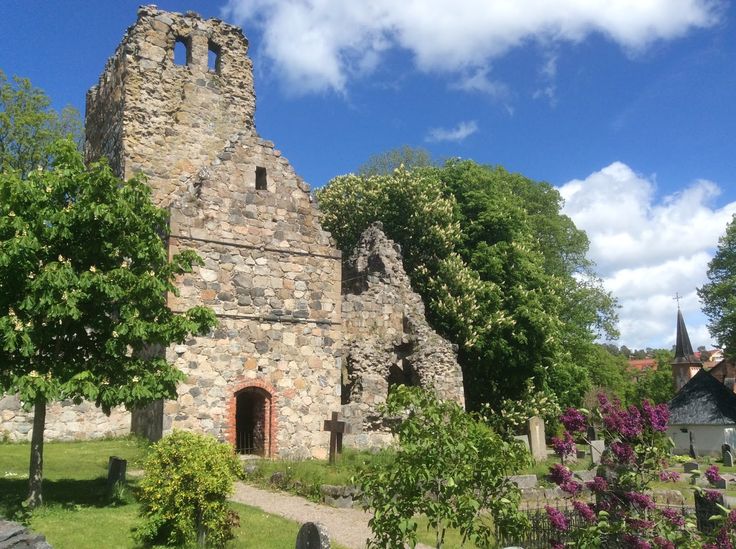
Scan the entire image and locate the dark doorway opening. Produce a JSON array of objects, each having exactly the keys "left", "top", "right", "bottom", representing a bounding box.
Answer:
[{"left": 235, "top": 387, "right": 270, "bottom": 456}]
